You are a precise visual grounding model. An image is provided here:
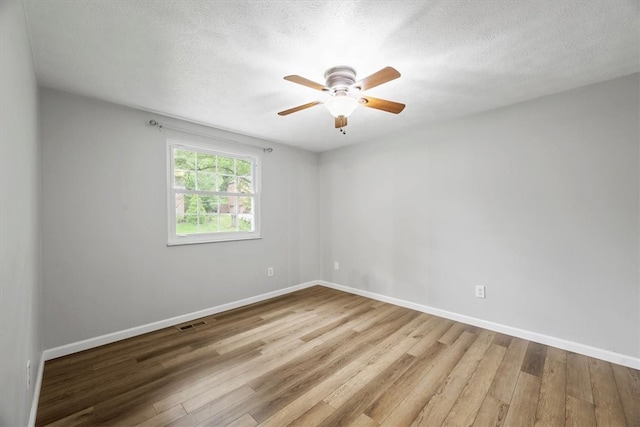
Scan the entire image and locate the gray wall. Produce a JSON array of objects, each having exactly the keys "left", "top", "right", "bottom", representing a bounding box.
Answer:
[
  {"left": 40, "top": 89, "right": 319, "bottom": 349},
  {"left": 319, "top": 73, "right": 640, "bottom": 359},
  {"left": 0, "top": 1, "right": 43, "bottom": 425}
]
